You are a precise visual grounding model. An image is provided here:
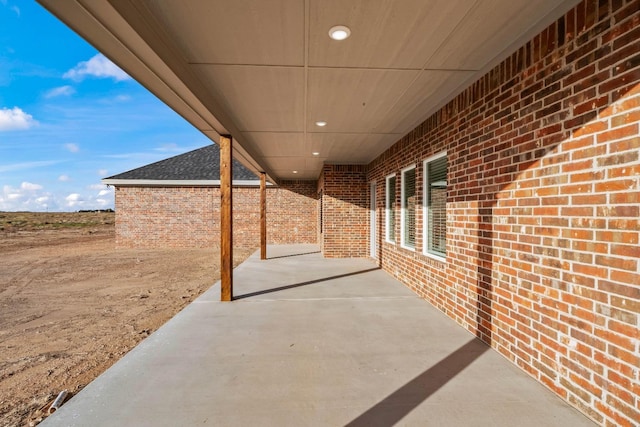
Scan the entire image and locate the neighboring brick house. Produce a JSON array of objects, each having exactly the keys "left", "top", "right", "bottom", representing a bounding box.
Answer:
[
  {"left": 46, "top": 0, "right": 640, "bottom": 424},
  {"left": 103, "top": 145, "right": 317, "bottom": 248}
]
